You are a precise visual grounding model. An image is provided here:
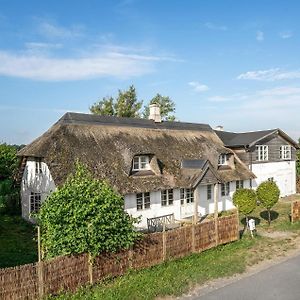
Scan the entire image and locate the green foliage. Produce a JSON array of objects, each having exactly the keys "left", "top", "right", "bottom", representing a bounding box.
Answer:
[
  {"left": 38, "top": 162, "right": 140, "bottom": 258},
  {"left": 257, "top": 181, "right": 280, "bottom": 225},
  {"left": 257, "top": 181, "right": 280, "bottom": 210},
  {"left": 0, "top": 215, "right": 37, "bottom": 268},
  {"left": 89, "top": 86, "right": 177, "bottom": 121},
  {"left": 143, "top": 93, "right": 176, "bottom": 121},
  {"left": 233, "top": 188, "right": 257, "bottom": 216},
  {"left": 90, "top": 85, "right": 143, "bottom": 118},
  {"left": 0, "top": 179, "right": 20, "bottom": 215},
  {"left": 0, "top": 143, "right": 18, "bottom": 180}
]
